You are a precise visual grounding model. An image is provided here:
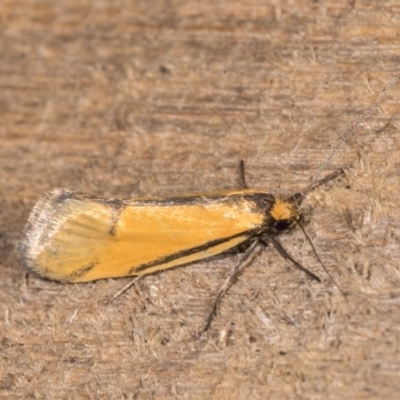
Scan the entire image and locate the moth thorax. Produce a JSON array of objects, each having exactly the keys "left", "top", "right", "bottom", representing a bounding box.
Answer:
[{"left": 270, "top": 198, "right": 300, "bottom": 232}]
